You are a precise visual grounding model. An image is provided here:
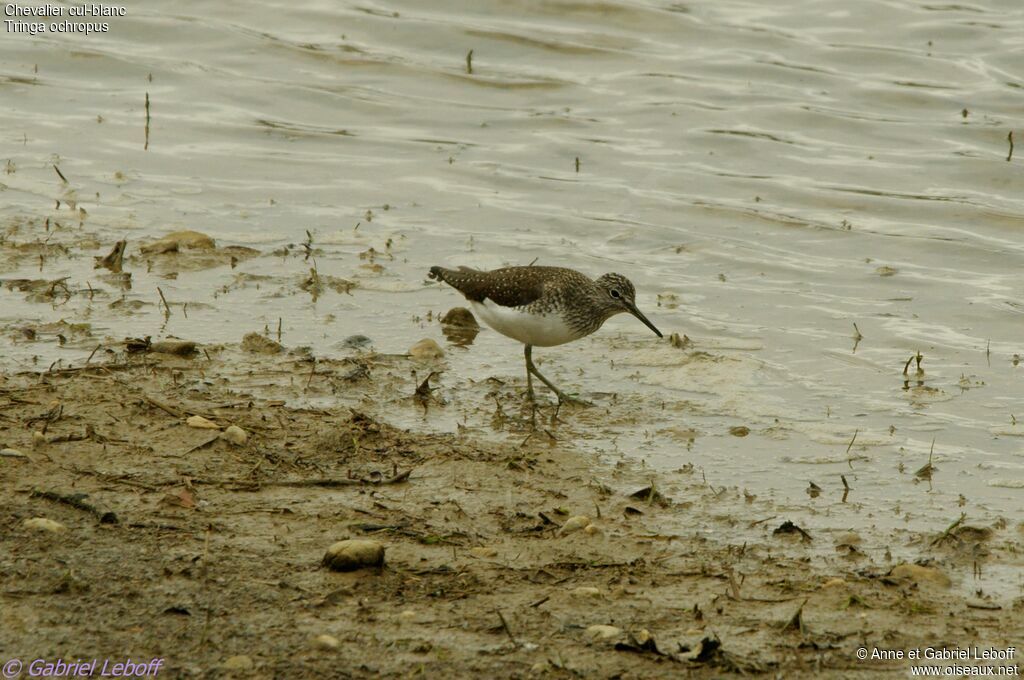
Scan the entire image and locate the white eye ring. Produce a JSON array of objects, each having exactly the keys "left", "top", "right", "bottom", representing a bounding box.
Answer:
[{"left": 610, "top": 289, "right": 621, "bottom": 299}]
